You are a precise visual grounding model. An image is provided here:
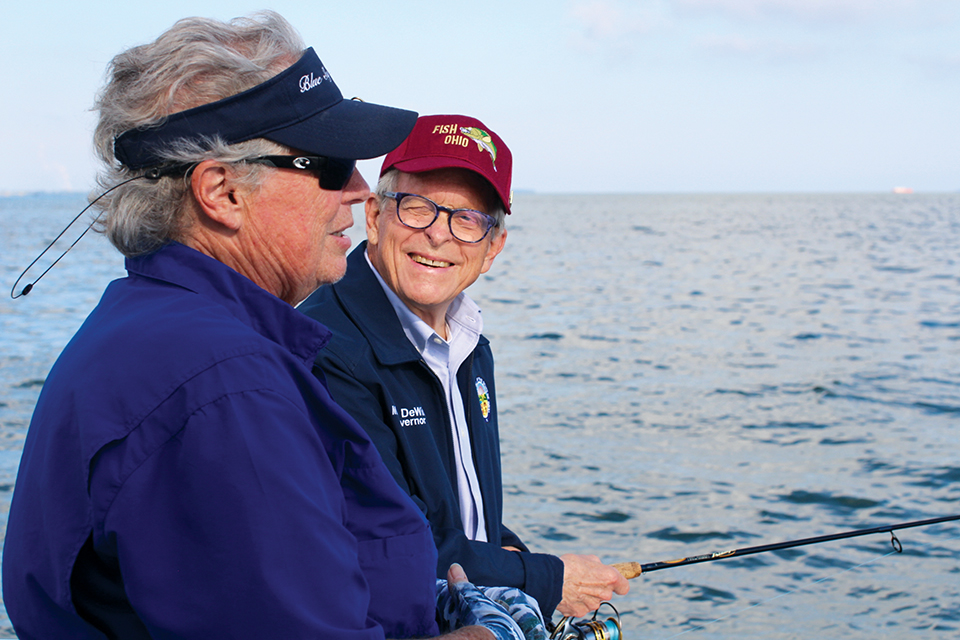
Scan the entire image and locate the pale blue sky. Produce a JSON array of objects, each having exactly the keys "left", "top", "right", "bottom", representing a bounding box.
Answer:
[{"left": 2, "top": 0, "right": 958, "bottom": 194}]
